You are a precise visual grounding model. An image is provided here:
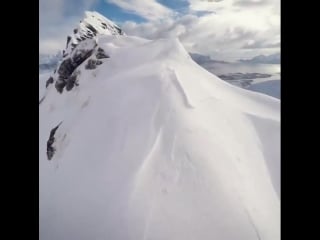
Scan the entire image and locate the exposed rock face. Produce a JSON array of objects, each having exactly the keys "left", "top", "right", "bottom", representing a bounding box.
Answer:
[
  {"left": 96, "top": 48, "right": 109, "bottom": 59},
  {"left": 85, "top": 59, "right": 103, "bottom": 70},
  {"left": 55, "top": 58, "right": 74, "bottom": 93},
  {"left": 39, "top": 96, "right": 45, "bottom": 105},
  {"left": 46, "top": 122, "right": 62, "bottom": 160},
  {"left": 66, "top": 36, "right": 71, "bottom": 49},
  {"left": 42, "top": 11, "right": 125, "bottom": 164},
  {"left": 55, "top": 47, "right": 95, "bottom": 93},
  {"left": 46, "top": 77, "right": 54, "bottom": 88},
  {"left": 43, "top": 11, "right": 124, "bottom": 94},
  {"left": 65, "top": 71, "right": 80, "bottom": 91}
]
